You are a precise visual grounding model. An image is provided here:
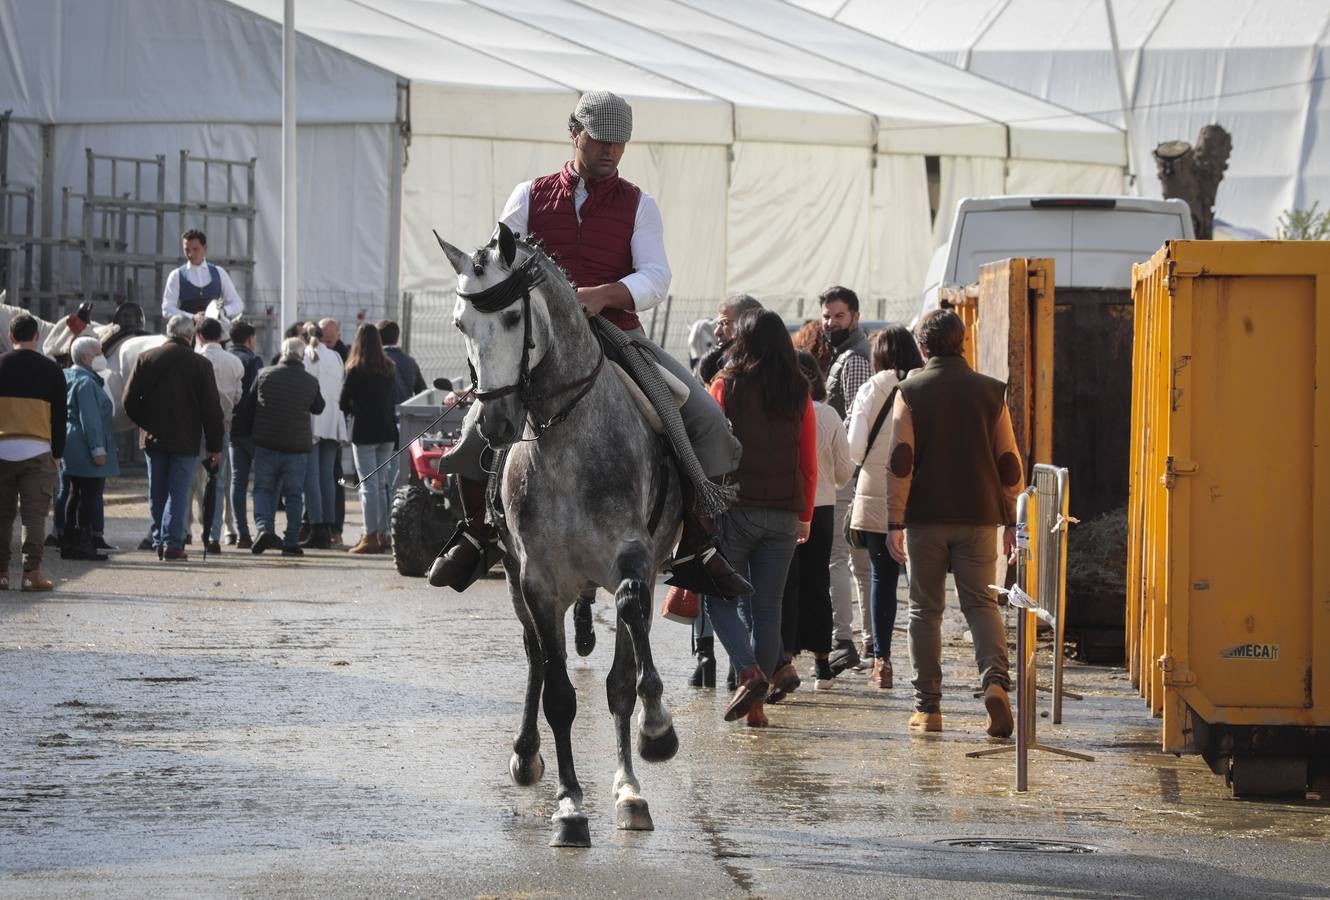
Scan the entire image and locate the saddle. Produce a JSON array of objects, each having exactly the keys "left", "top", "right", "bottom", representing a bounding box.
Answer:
[{"left": 608, "top": 360, "right": 689, "bottom": 434}]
